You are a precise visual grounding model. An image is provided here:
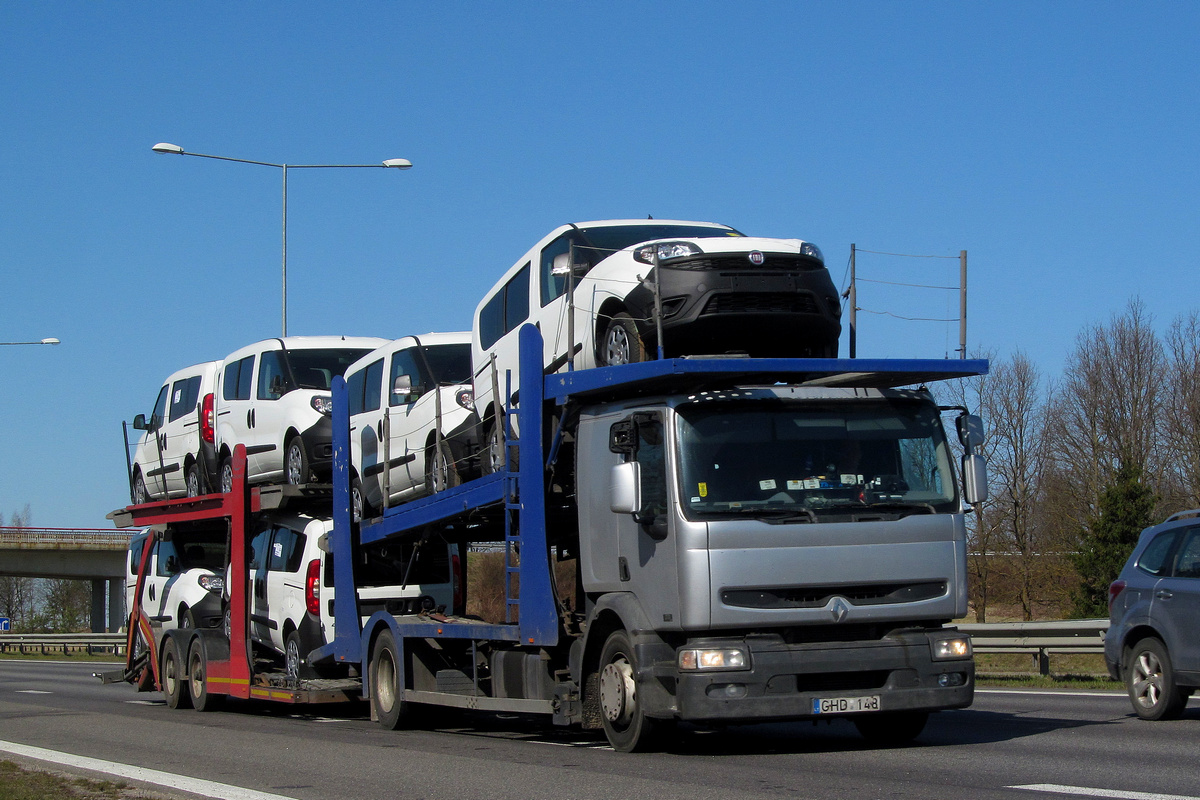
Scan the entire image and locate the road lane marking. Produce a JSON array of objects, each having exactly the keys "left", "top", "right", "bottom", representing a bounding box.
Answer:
[
  {"left": 14, "top": 690, "right": 52, "bottom": 694},
  {"left": 0, "top": 739, "right": 301, "bottom": 800},
  {"left": 1011, "top": 783, "right": 1200, "bottom": 800},
  {"left": 977, "top": 689, "right": 1129, "bottom": 699}
]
